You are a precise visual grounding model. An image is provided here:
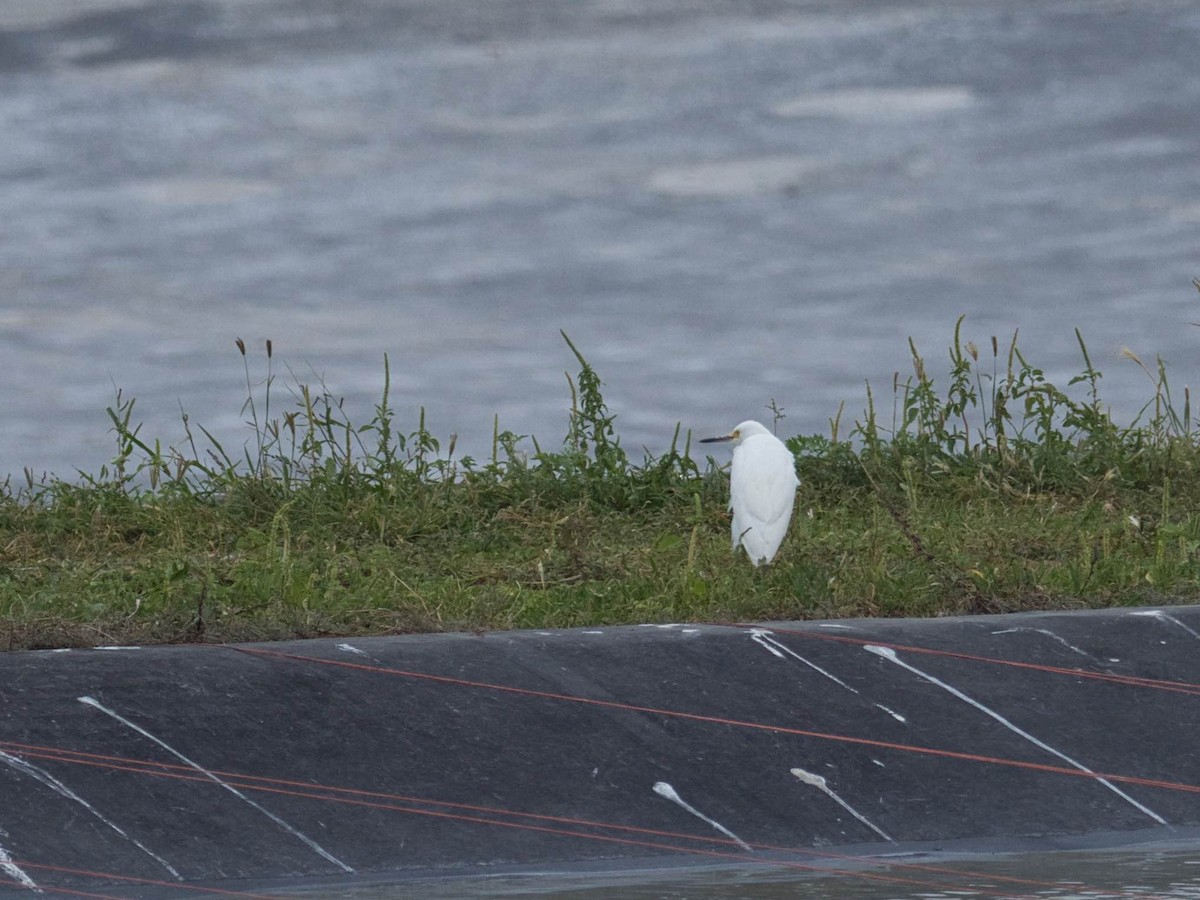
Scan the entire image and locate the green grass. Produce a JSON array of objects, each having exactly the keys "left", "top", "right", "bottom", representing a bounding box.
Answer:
[{"left": 2, "top": 322, "right": 1200, "bottom": 651}]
